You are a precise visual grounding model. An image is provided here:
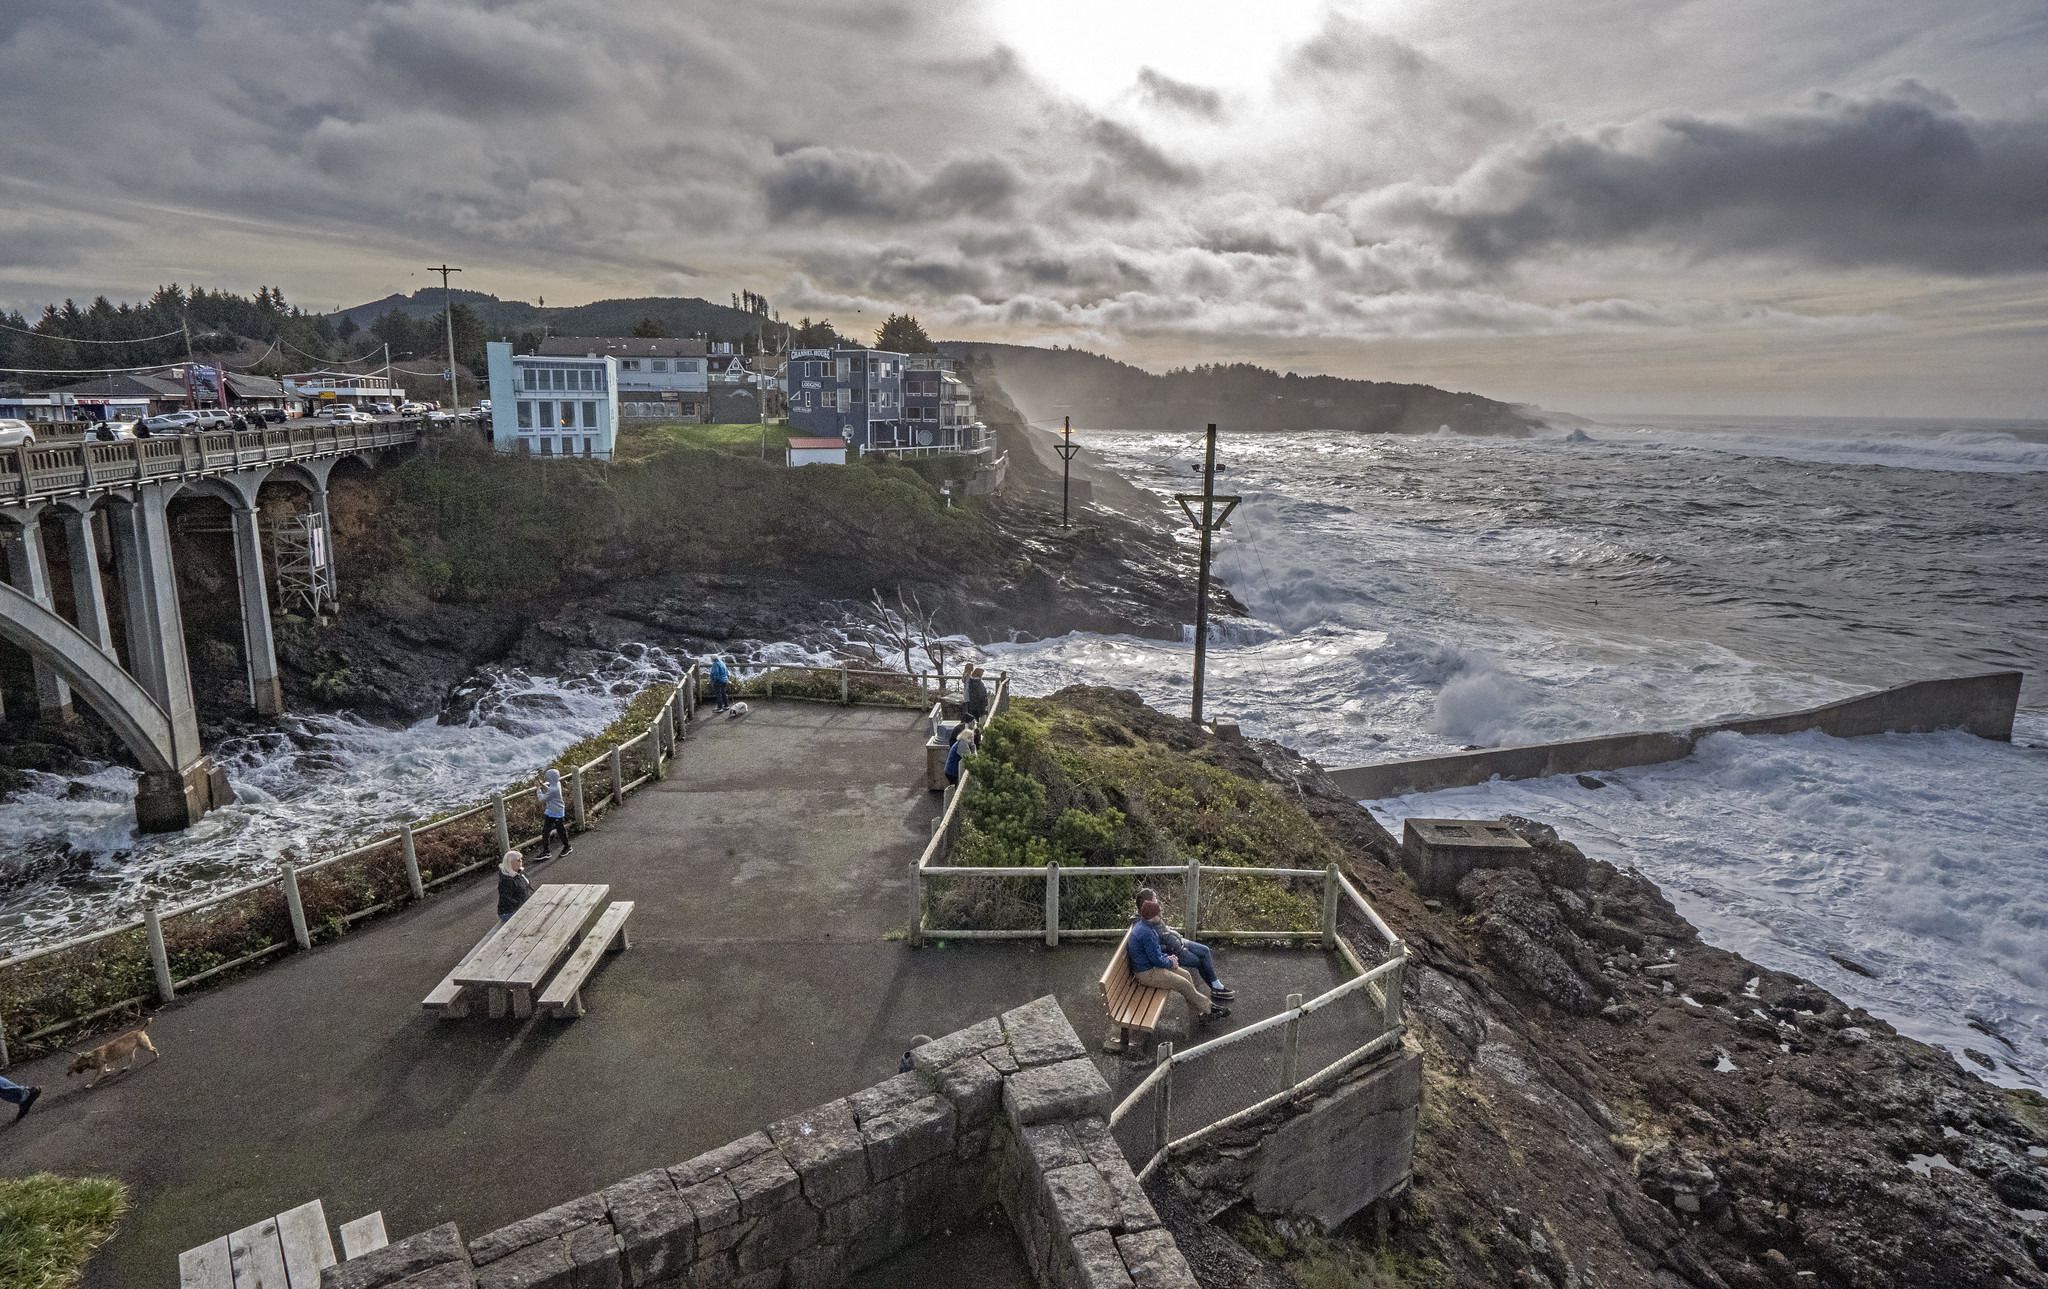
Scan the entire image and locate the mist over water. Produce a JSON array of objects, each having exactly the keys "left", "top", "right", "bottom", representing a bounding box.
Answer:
[{"left": 991, "top": 415, "right": 2048, "bottom": 1087}]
